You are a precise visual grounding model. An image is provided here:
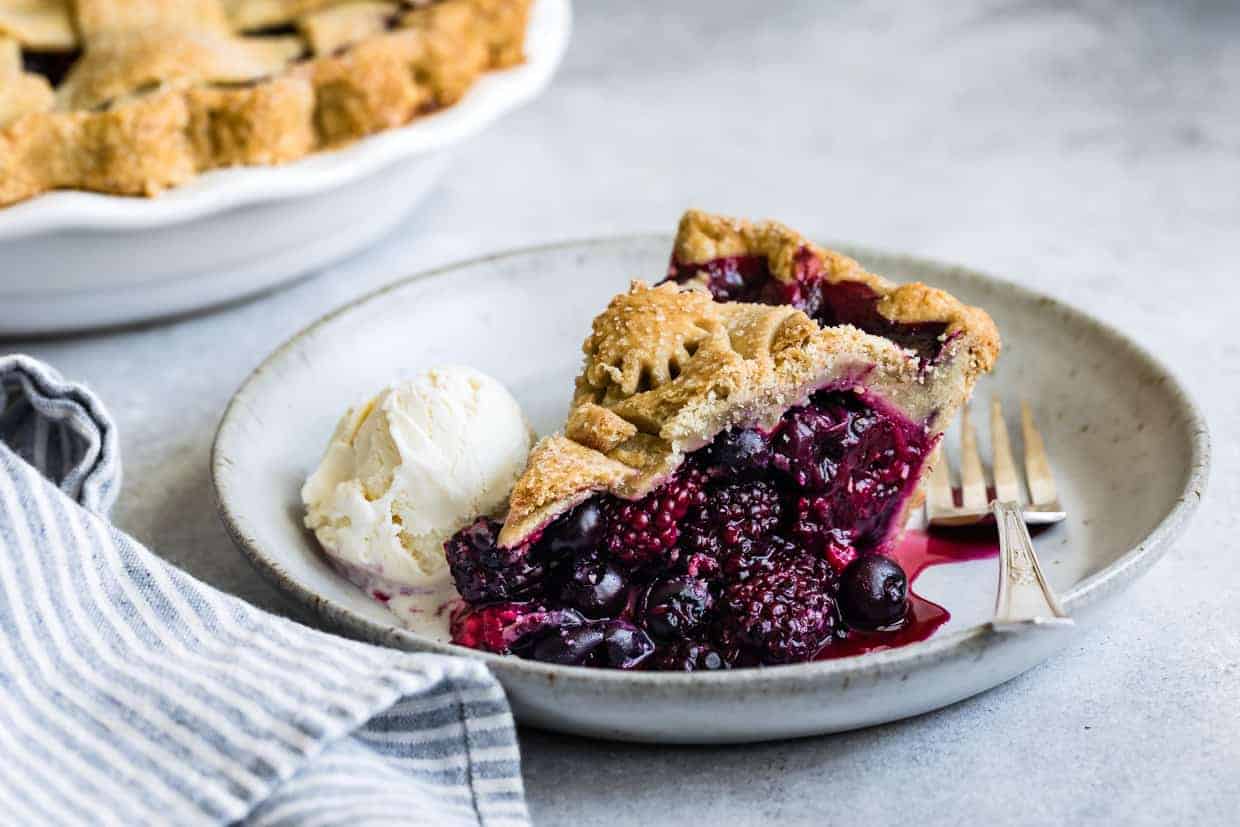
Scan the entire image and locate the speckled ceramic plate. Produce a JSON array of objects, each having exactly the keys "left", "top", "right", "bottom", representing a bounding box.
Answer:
[{"left": 211, "top": 236, "right": 1209, "bottom": 743}]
